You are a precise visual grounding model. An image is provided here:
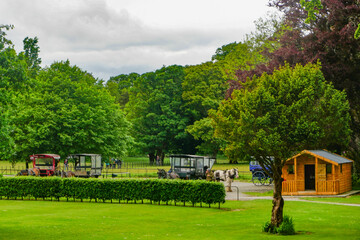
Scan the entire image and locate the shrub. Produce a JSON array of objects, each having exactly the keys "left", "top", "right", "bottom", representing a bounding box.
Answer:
[
  {"left": 277, "top": 215, "right": 295, "bottom": 235},
  {"left": 352, "top": 174, "right": 360, "bottom": 186},
  {"left": 262, "top": 215, "right": 295, "bottom": 235},
  {"left": 262, "top": 221, "right": 276, "bottom": 234},
  {"left": 0, "top": 177, "right": 225, "bottom": 206},
  {"left": 0, "top": 174, "right": 3, "bottom": 178}
]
